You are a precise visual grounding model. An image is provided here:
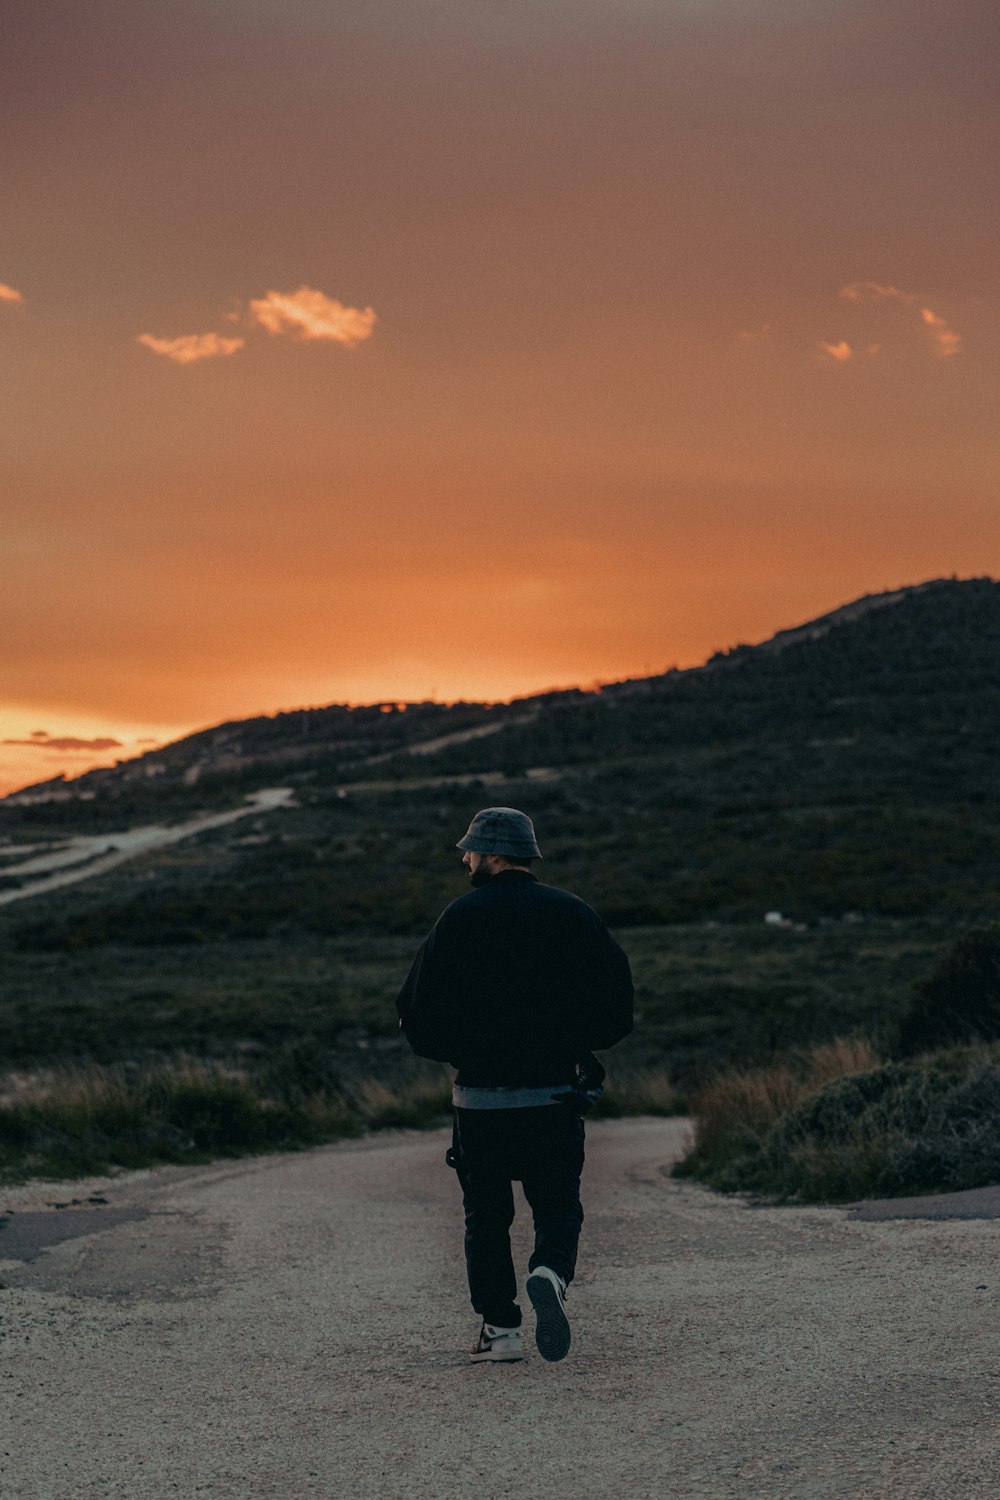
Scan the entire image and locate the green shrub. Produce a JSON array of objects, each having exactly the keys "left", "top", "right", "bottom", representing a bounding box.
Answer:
[
  {"left": 0, "top": 1058, "right": 358, "bottom": 1182},
  {"left": 673, "top": 1038, "right": 878, "bottom": 1185},
  {"left": 592, "top": 1067, "right": 684, "bottom": 1118},
  {"left": 894, "top": 926, "right": 1000, "bottom": 1055},
  {"left": 679, "top": 1043, "right": 1000, "bottom": 1203}
]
